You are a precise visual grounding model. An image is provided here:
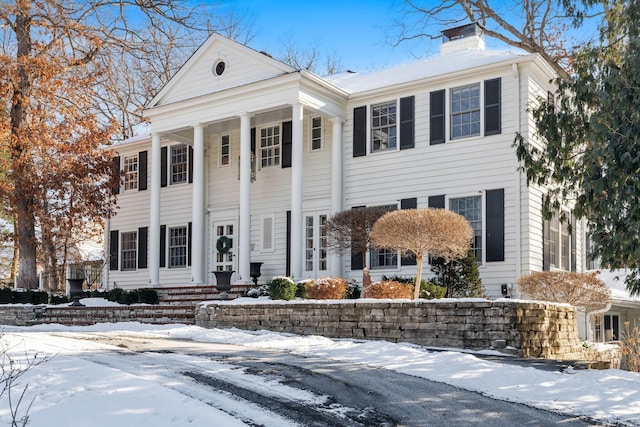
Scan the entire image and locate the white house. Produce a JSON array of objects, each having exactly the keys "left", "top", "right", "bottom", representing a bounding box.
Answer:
[{"left": 104, "top": 23, "right": 589, "bottom": 300}]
